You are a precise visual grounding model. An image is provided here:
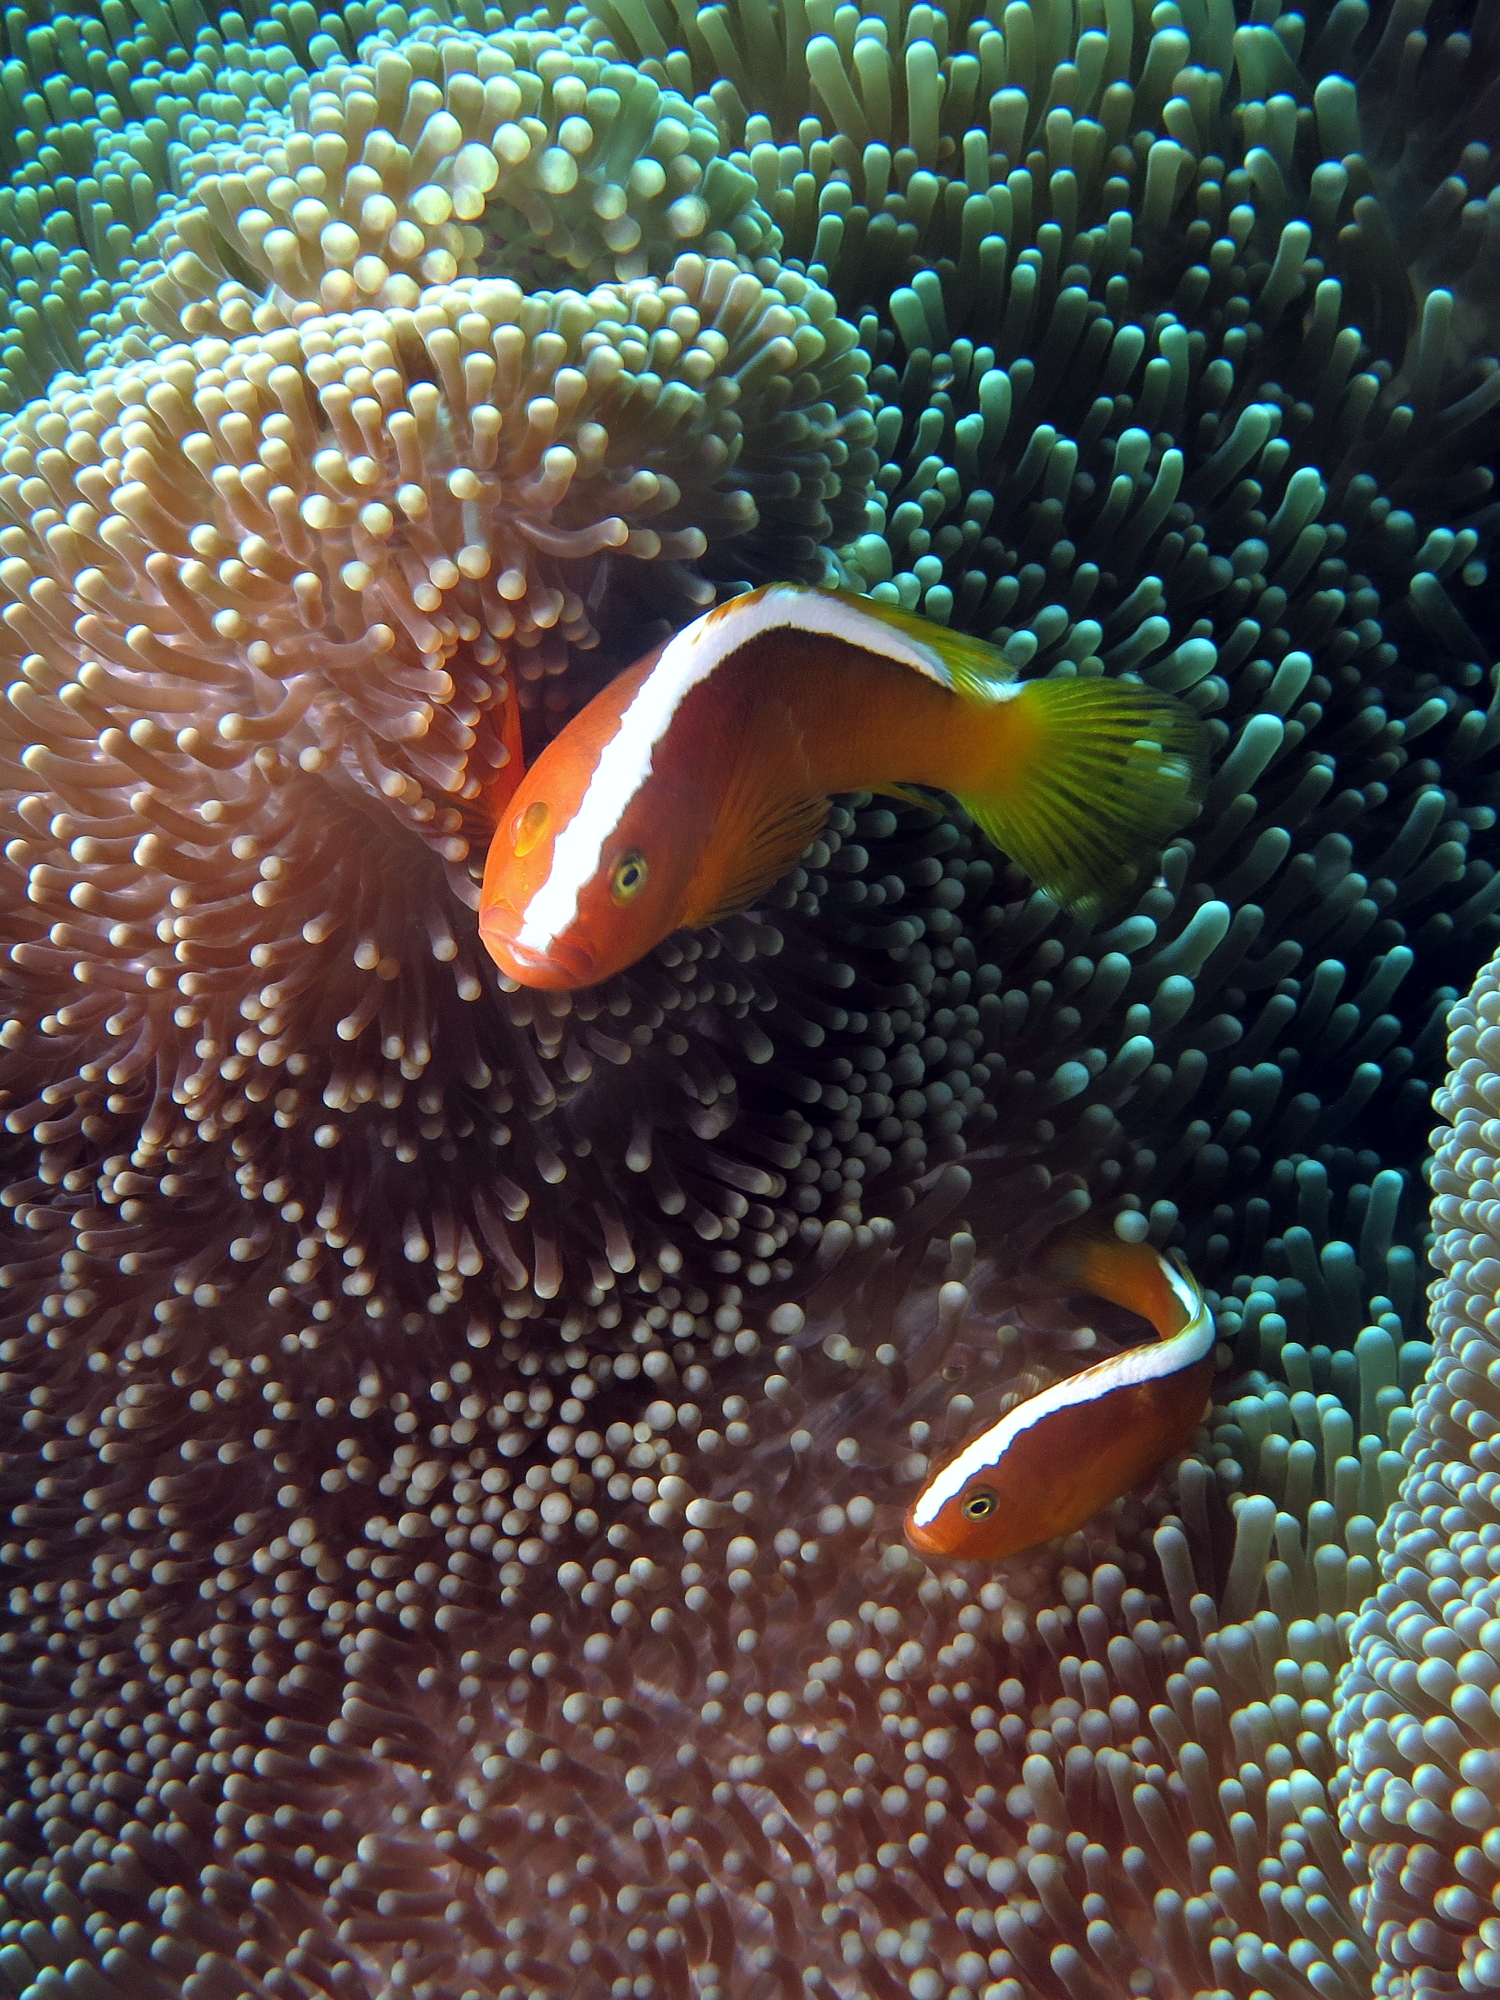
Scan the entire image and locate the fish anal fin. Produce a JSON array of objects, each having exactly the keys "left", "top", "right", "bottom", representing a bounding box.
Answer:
[
  {"left": 686, "top": 790, "right": 832, "bottom": 928},
  {"left": 868, "top": 779, "right": 938, "bottom": 812}
]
